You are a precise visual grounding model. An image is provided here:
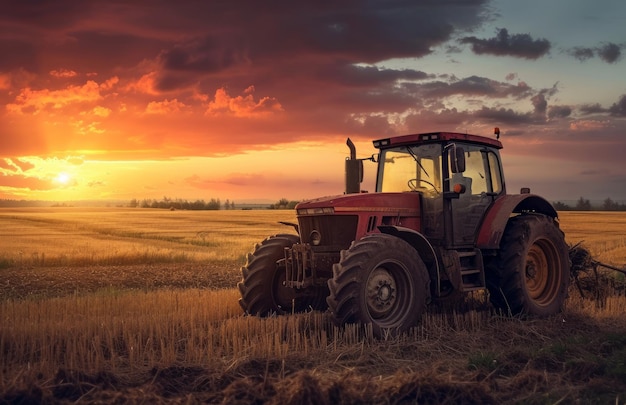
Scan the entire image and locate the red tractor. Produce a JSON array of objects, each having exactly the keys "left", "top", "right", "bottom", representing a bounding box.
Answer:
[{"left": 238, "top": 131, "right": 570, "bottom": 336}]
